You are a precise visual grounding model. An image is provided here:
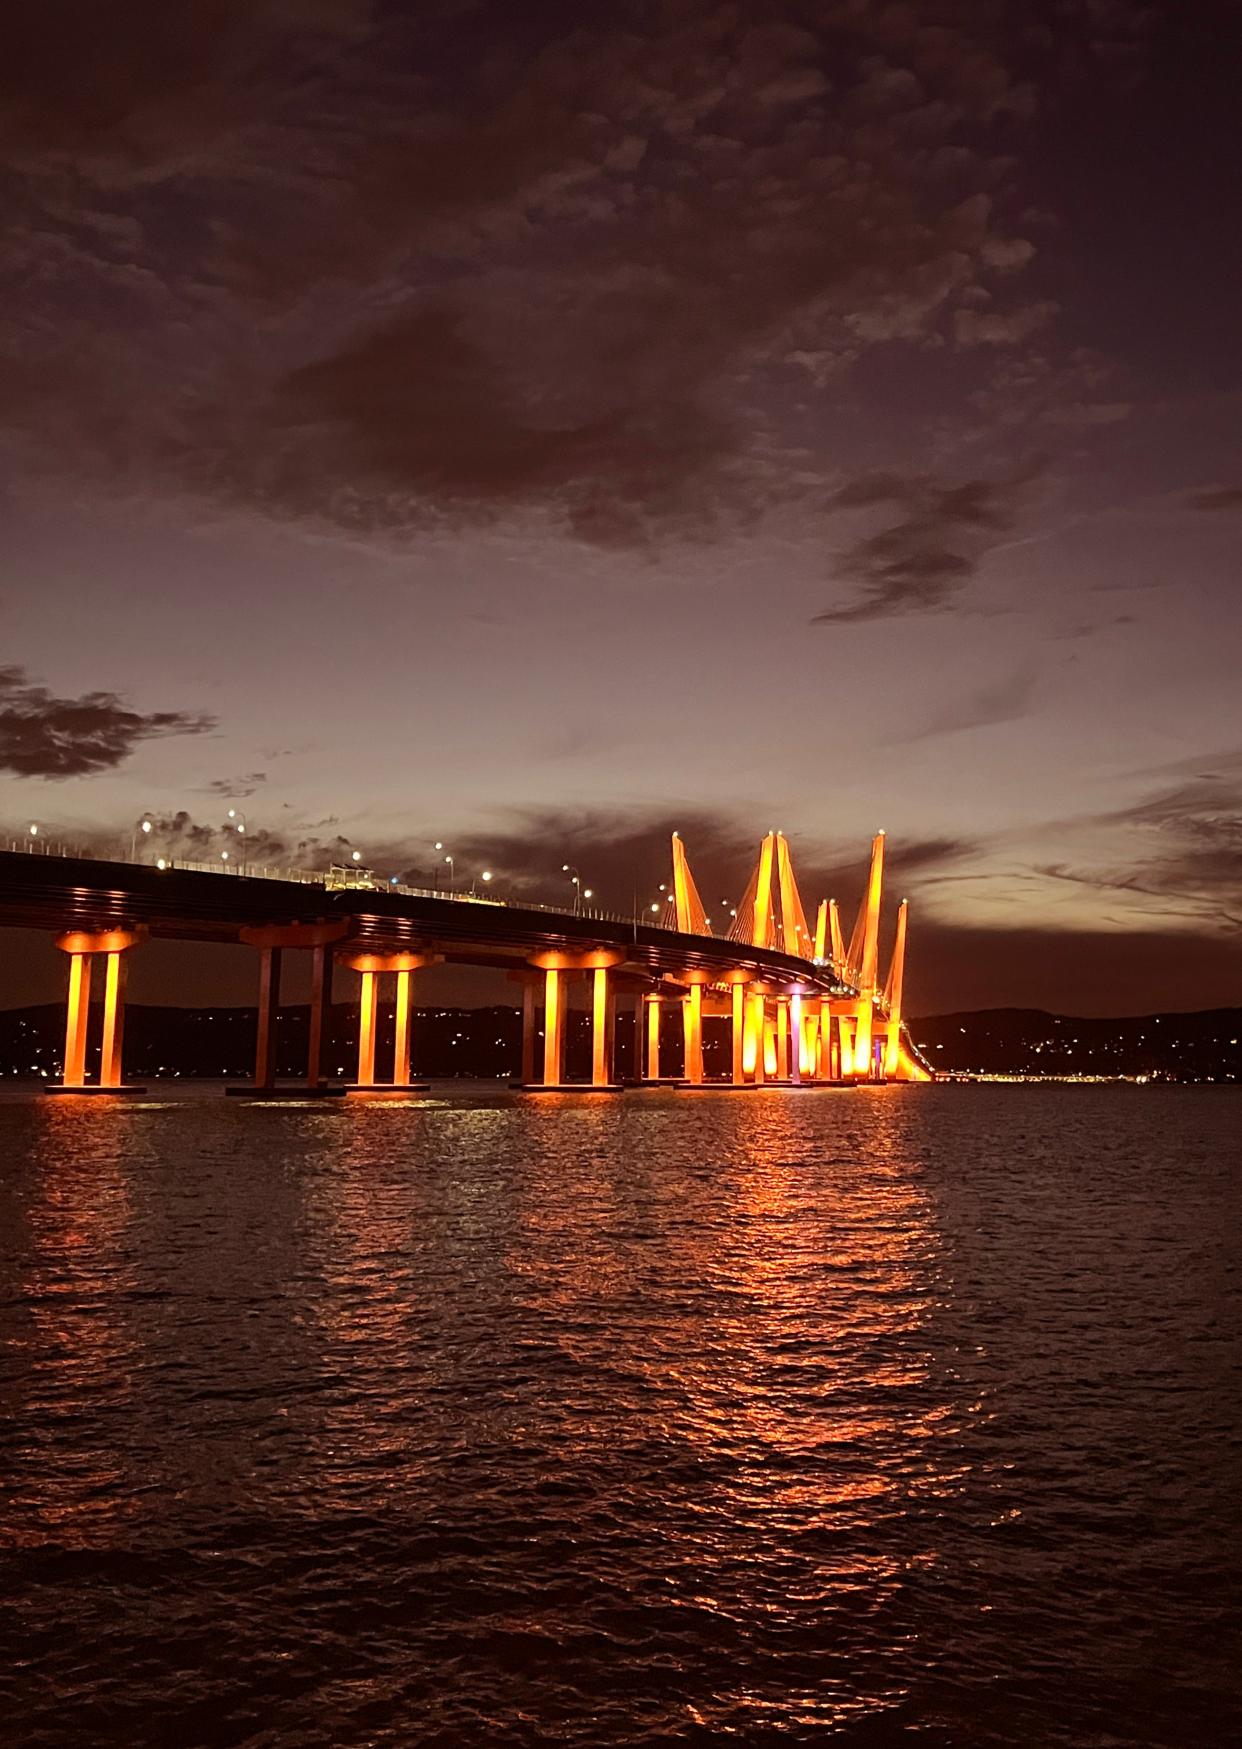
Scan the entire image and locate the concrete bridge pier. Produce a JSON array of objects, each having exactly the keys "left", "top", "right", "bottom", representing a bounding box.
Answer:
[
  {"left": 48, "top": 927, "right": 147, "bottom": 1094},
  {"left": 337, "top": 950, "right": 441, "bottom": 1092},
  {"left": 519, "top": 950, "right": 625, "bottom": 1091},
  {"left": 228, "top": 923, "right": 350, "bottom": 1097}
]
